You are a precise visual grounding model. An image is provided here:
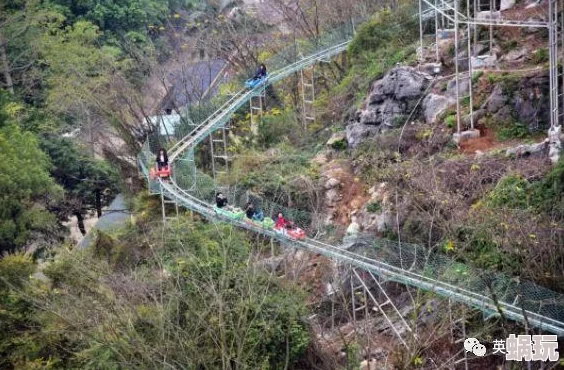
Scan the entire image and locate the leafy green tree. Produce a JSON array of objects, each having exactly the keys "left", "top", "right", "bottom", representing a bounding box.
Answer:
[
  {"left": 0, "top": 121, "right": 61, "bottom": 251},
  {"left": 1, "top": 219, "right": 311, "bottom": 369},
  {"left": 40, "top": 135, "right": 119, "bottom": 235},
  {"left": 47, "top": 0, "right": 169, "bottom": 35},
  {"left": 34, "top": 18, "right": 124, "bottom": 120}
]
